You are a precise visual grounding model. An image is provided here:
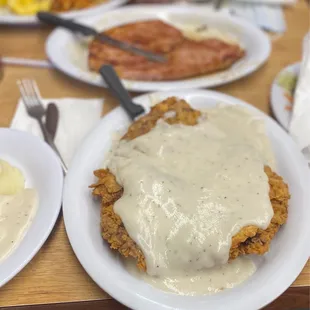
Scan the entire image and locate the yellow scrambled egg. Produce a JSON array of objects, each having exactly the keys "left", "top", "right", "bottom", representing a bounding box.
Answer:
[{"left": 6, "top": 0, "right": 51, "bottom": 15}]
